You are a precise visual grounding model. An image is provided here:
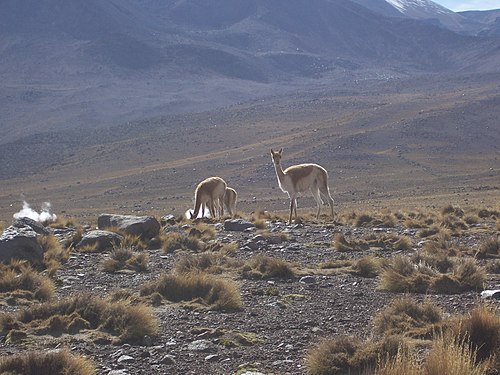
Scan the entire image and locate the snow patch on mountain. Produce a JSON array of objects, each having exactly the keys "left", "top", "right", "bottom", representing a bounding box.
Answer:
[{"left": 385, "top": 0, "right": 451, "bottom": 15}]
